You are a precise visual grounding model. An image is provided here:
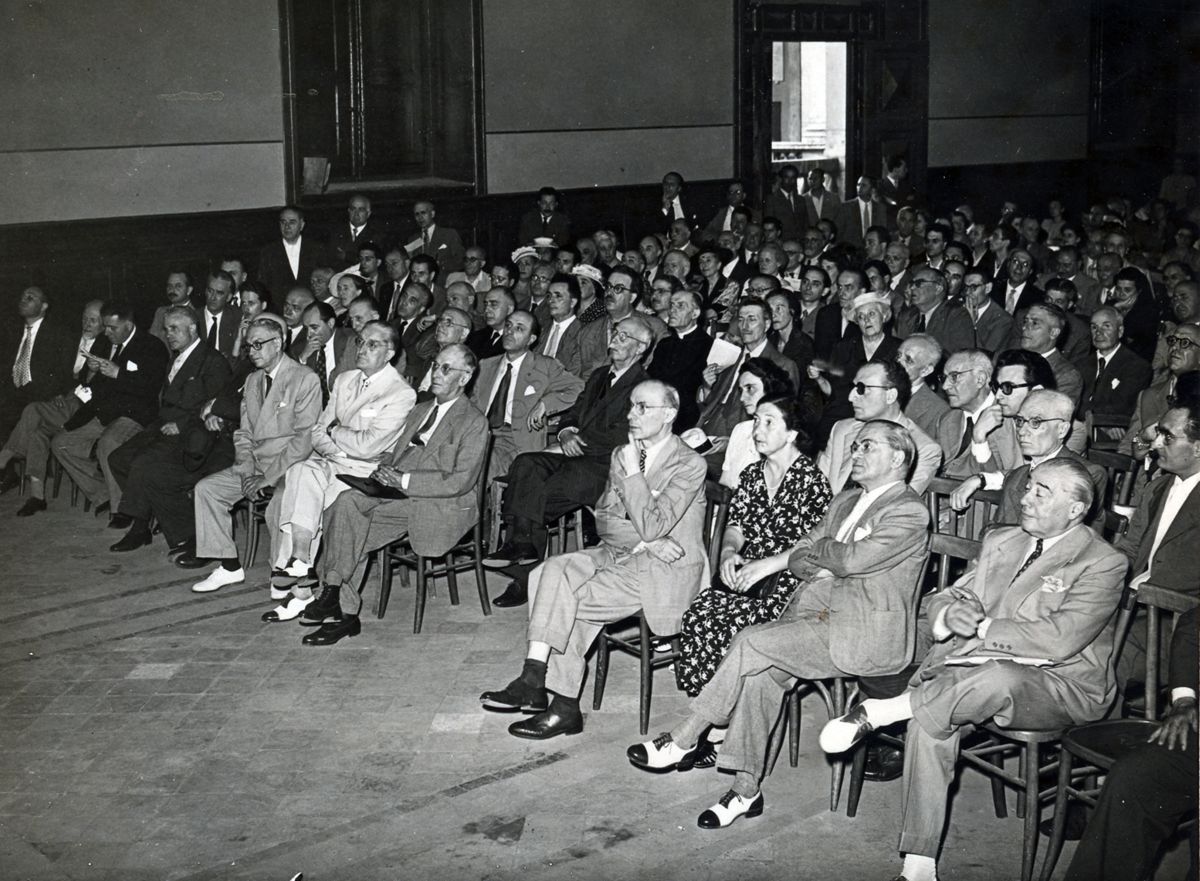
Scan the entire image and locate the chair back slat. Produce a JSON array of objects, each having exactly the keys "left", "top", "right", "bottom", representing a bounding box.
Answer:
[
  {"left": 1085, "top": 449, "right": 1137, "bottom": 508},
  {"left": 704, "top": 480, "right": 733, "bottom": 571},
  {"left": 1133, "top": 585, "right": 1199, "bottom": 720}
]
